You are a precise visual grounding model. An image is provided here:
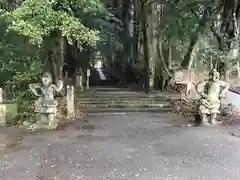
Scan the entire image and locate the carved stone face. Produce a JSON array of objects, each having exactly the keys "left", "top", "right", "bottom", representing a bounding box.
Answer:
[{"left": 41, "top": 73, "right": 52, "bottom": 86}]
